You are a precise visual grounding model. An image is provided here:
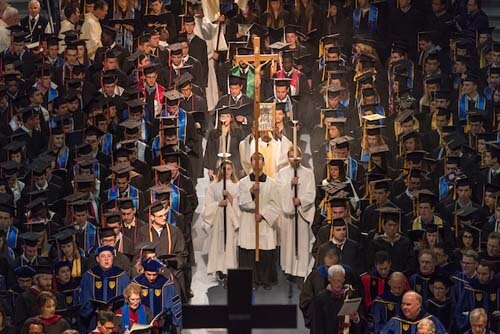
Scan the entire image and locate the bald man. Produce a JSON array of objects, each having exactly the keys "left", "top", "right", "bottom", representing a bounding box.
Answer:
[
  {"left": 372, "top": 272, "right": 408, "bottom": 333},
  {"left": 381, "top": 291, "right": 448, "bottom": 334}
]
